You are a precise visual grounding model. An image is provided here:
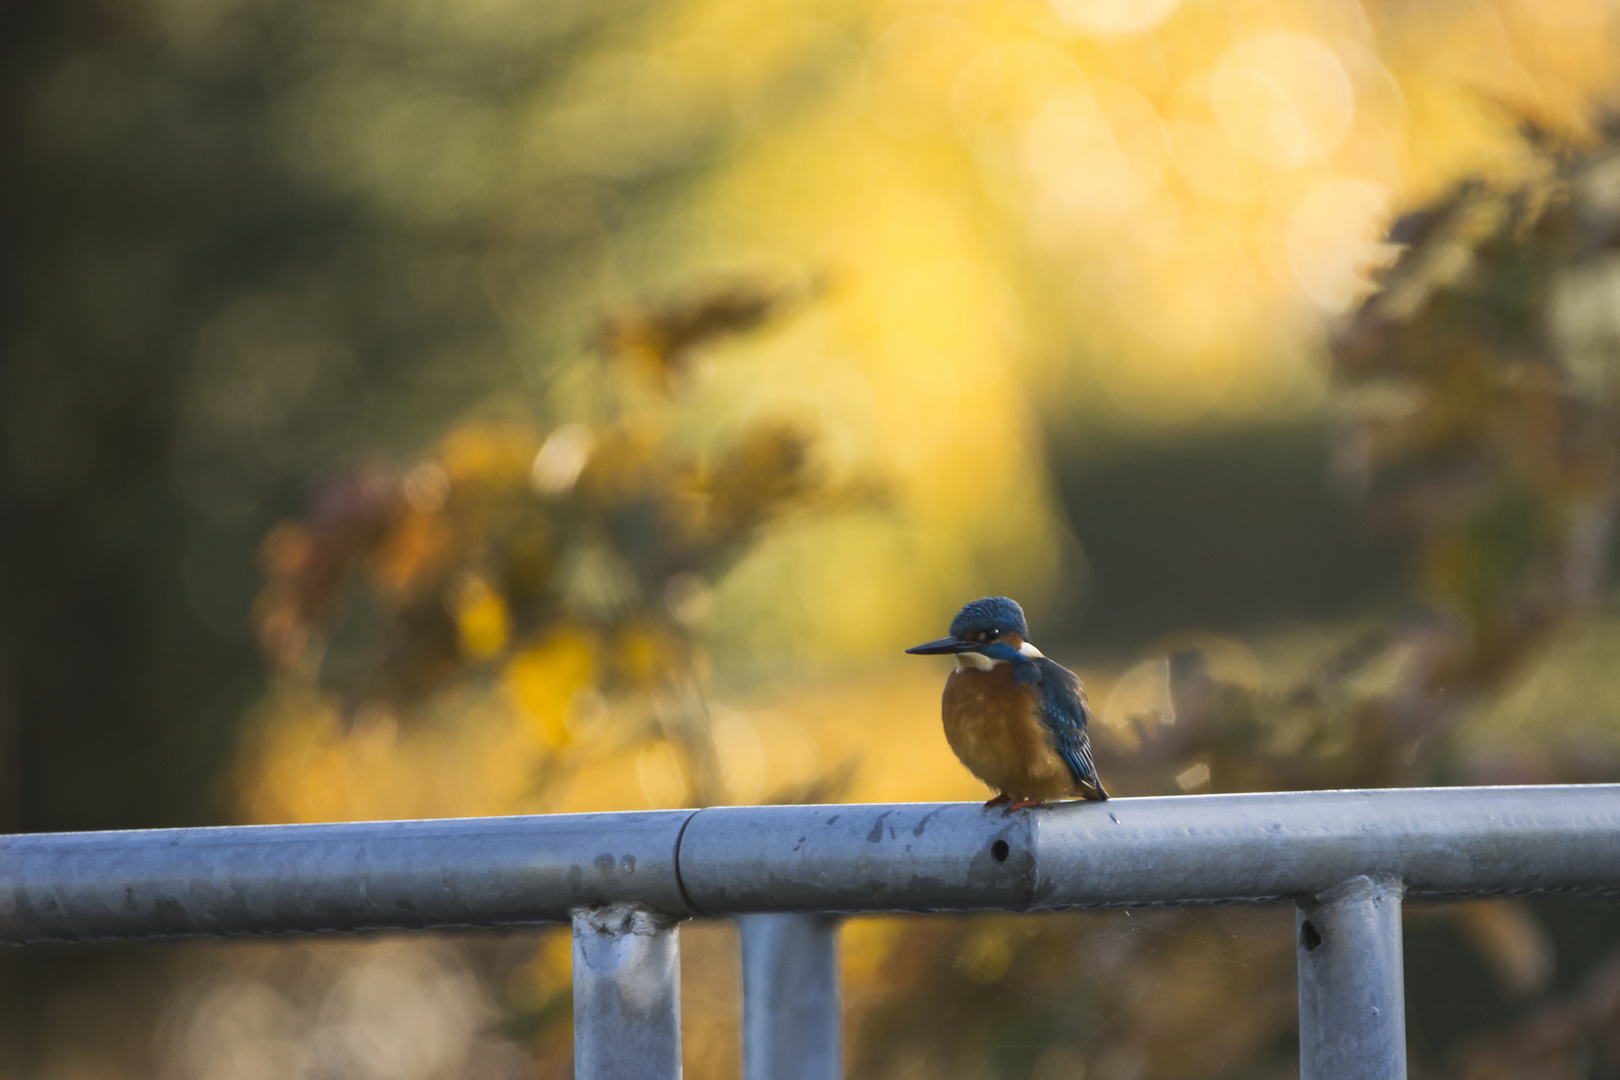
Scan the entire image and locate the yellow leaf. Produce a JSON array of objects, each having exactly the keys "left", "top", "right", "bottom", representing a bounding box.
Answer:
[
  {"left": 453, "top": 577, "right": 510, "bottom": 659},
  {"left": 504, "top": 630, "right": 596, "bottom": 746}
]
